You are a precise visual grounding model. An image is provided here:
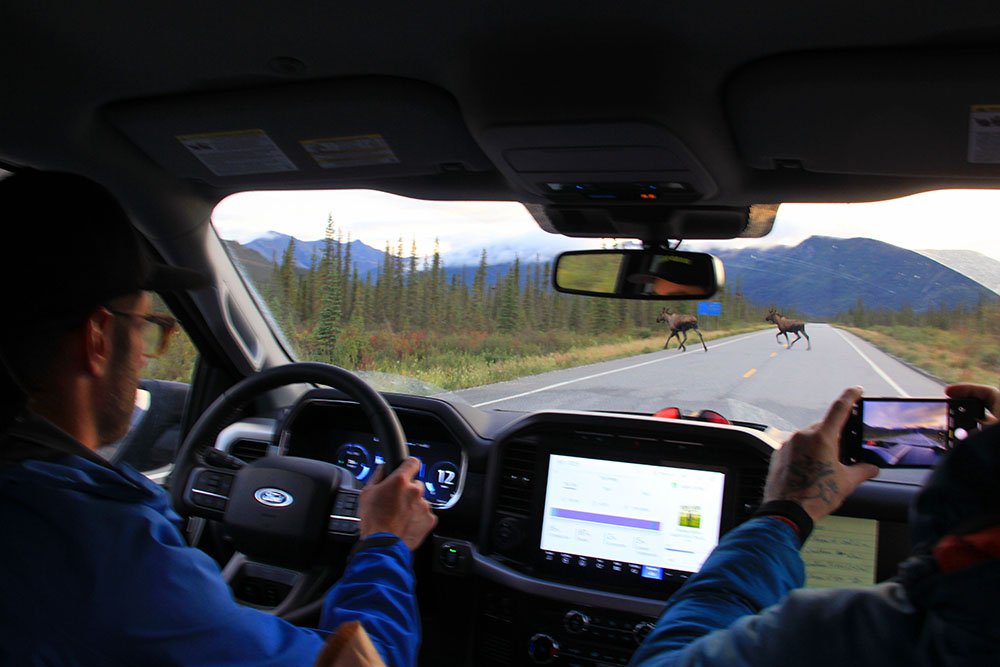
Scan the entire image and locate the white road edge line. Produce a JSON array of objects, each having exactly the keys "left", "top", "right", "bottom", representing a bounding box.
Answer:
[
  {"left": 832, "top": 328, "right": 910, "bottom": 397},
  {"left": 472, "top": 332, "right": 765, "bottom": 407}
]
